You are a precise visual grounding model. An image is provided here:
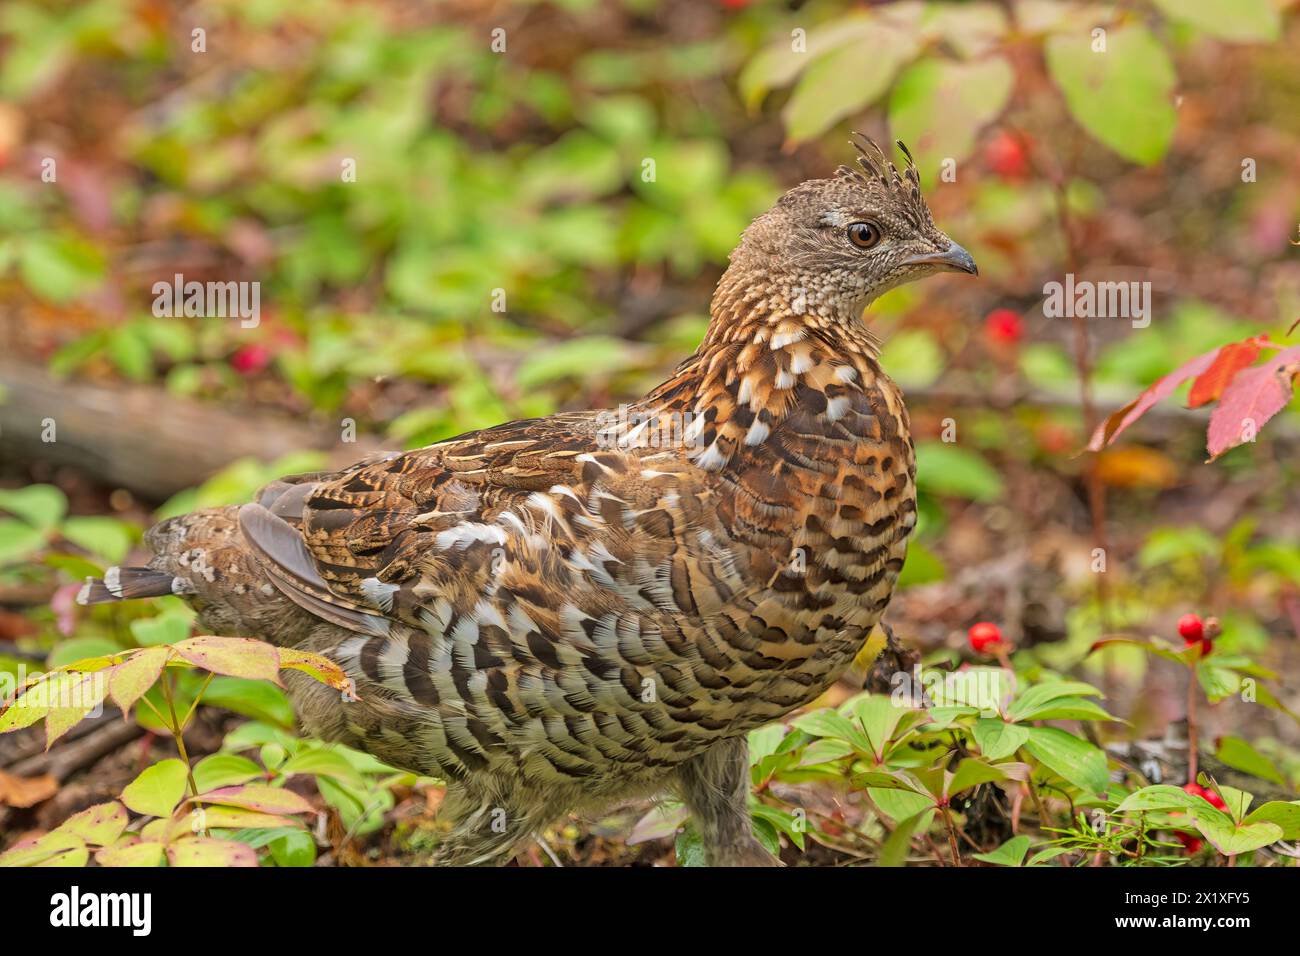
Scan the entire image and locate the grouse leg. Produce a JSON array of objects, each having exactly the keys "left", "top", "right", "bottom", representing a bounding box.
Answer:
[{"left": 675, "top": 736, "right": 780, "bottom": 867}]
